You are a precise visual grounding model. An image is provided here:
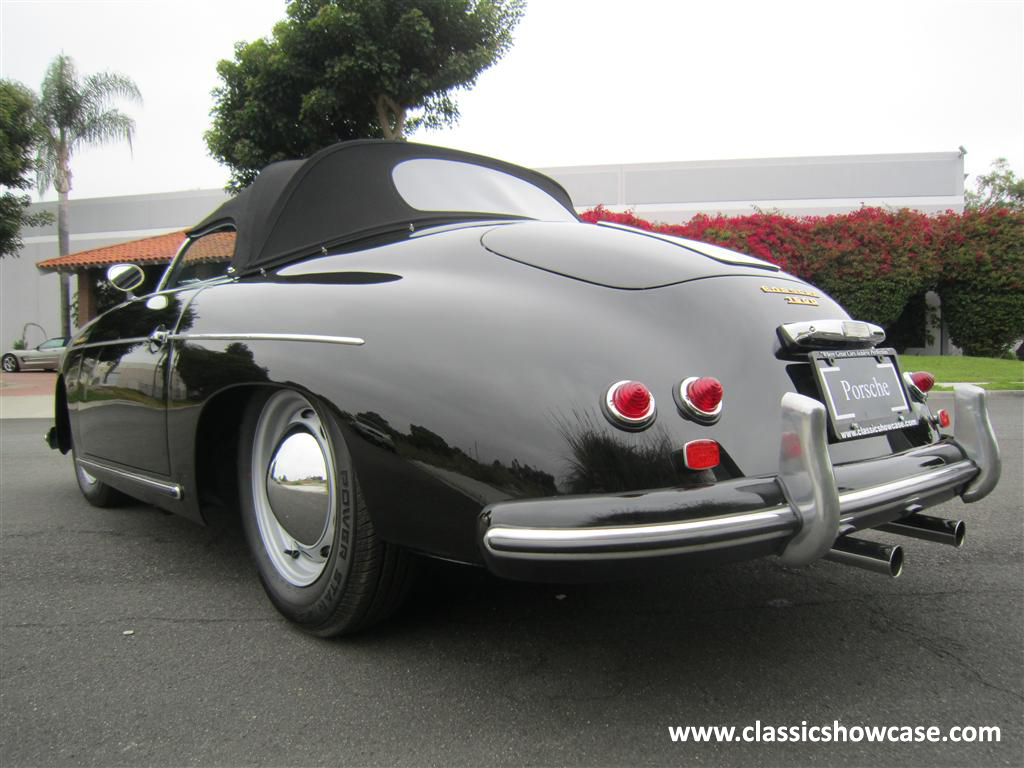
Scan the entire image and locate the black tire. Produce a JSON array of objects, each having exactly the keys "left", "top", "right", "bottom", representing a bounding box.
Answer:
[
  {"left": 2, "top": 354, "right": 19, "bottom": 373},
  {"left": 72, "top": 450, "right": 128, "bottom": 507},
  {"left": 239, "top": 388, "right": 414, "bottom": 636}
]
